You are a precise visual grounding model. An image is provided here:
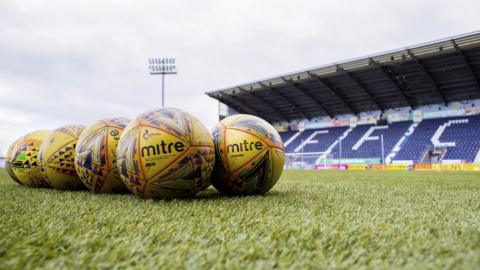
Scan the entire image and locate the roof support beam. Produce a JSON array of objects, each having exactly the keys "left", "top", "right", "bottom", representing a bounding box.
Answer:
[
  {"left": 217, "top": 95, "right": 261, "bottom": 116},
  {"left": 213, "top": 96, "right": 270, "bottom": 121},
  {"left": 280, "top": 77, "right": 334, "bottom": 118},
  {"left": 237, "top": 87, "right": 290, "bottom": 121},
  {"left": 407, "top": 50, "right": 447, "bottom": 105},
  {"left": 307, "top": 71, "right": 358, "bottom": 114},
  {"left": 336, "top": 65, "right": 383, "bottom": 111},
  {"left": 452, "top": 40, "right": 480, "bottom": 94},
  {"left": 258, "top": 82, "right": 310, "bottom": 119},
  {"left": 369, "top": 58, "right": 414, "bottom": 108}
]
